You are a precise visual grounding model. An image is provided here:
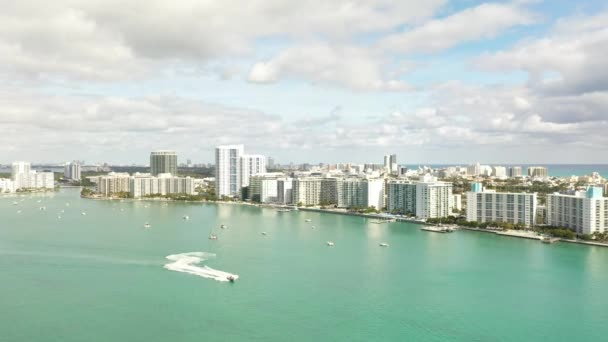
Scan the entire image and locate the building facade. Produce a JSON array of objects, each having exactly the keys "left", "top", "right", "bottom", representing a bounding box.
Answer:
[
  {"left": 528, "top": 166, "right": 548, "bottom": 178},
  {"left": 11, "top": 161, "right": 54, "bottom": 190},
  {"left": 386, "top": 180, "right": 416, "bottom": 215},
  {"left": 64, "top": 161, "right": 82, "bottom": 181},
  {"left": 93, "top": 173, "right": 131, "bottom": 196},
  {"left": 508, "top": 166, "right": 522, "bottom": 178},
  {"left": 415, "top": 175, "right": 453, "bottom": 220},
  {"left": 0, "top": 178, "right": 15, "bottom": 193},
  {"left": 546, "top": 187, "right": 608, "bottom": 235},
  {"left": 150, "top": 151, "right": 178, "bottom": 176},
  {"left": 240, "top": 154, "right": 267, "bottom": 188},
  {"left": 215, "top": 145, "right": 244, "bottom": 197},
  {"left": 130, "top": 174, "right": 195, "bottom": 198},
  {"left": 466, "top": 183, "right": 537, "bottom": 227}
]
